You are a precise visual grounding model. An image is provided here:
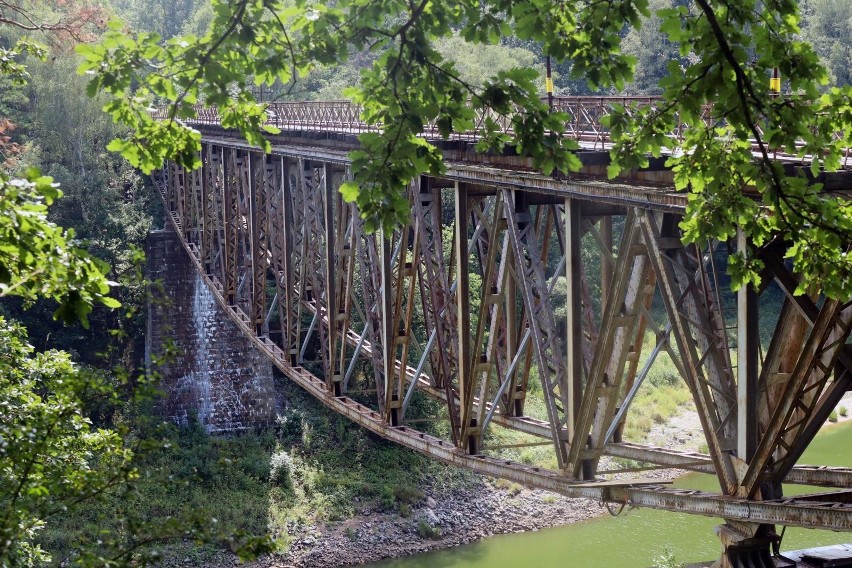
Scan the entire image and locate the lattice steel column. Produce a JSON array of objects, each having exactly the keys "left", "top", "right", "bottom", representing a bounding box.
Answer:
[
  {"left": 503, "top": 188, "right": 571, "bottom": 469},
  {"left": 413, "top": 178, "right": 460, "bottom": 443},
  {"left": 470, "top": 193, "right": 510, "bottom": 442},
  {"left": 358, "top": 217, "right": 387, "bottom": 410},
  {"left": 222, "top": 148, "right": 239, "bottom": 304},
  {"left": 250, "top": 152, "right": 269, "bottom": 335},
  {"left": 638, "top": 209, "right": 738, "bottom": 494},
  {"left": 386, "top": 183, "right": 420, "bottom": 423},
  {"left": 266, "top": 156, "right": 289, "bottom": 347},
  {"left": 201, "top": 144, "right": 220, "bottom": 275},
  {"left": 568, "top": 212, "right": 647, "bottom": 476},
  {"left": 328, "top": 167, "right": 357, "bottom": 396}
]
